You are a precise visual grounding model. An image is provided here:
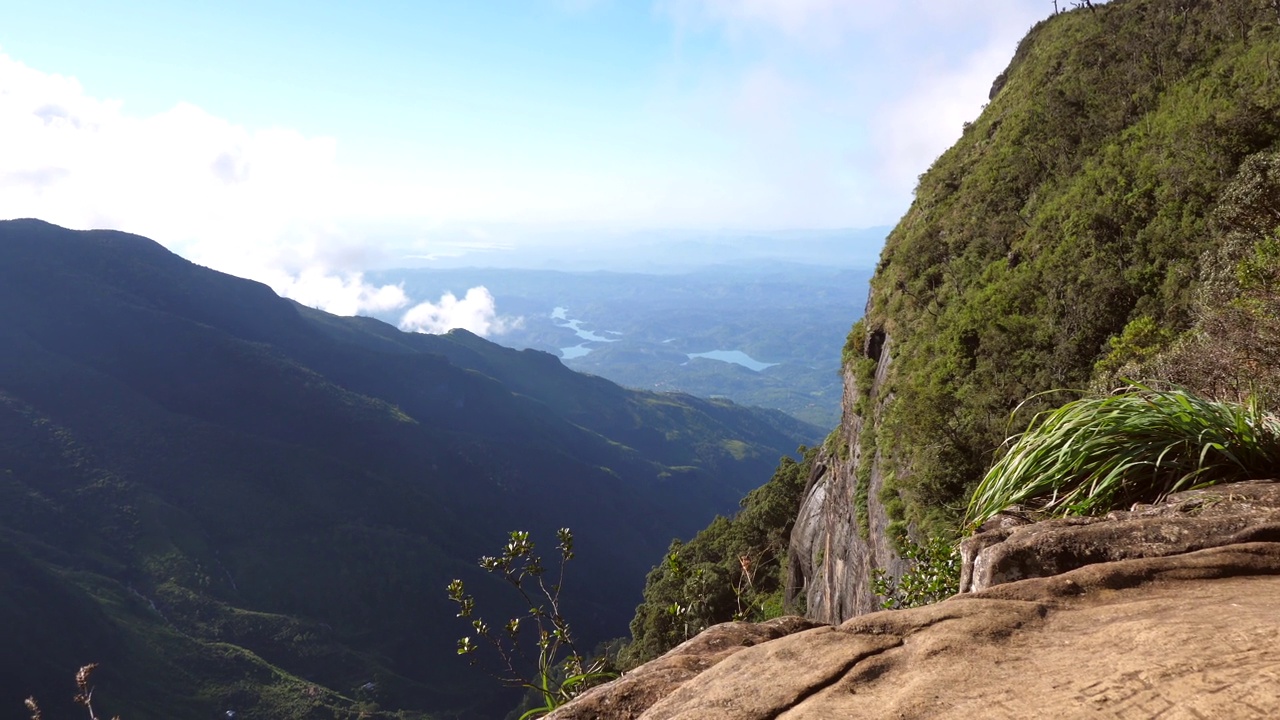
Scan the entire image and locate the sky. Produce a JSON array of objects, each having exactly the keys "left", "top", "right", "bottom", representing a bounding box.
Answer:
[{"left": 0, "top": 0, "right": 1061, "bottom": 329}]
